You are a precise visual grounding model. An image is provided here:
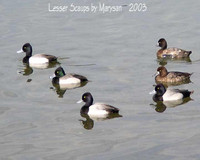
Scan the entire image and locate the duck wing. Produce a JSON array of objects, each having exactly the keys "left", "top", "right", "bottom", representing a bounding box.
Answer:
[
  {"left": 92, "top": 103, "right": 119, "bottom": 114},
  {"left": 70, "top": 74, "right": 88, "bottom": 82}
]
